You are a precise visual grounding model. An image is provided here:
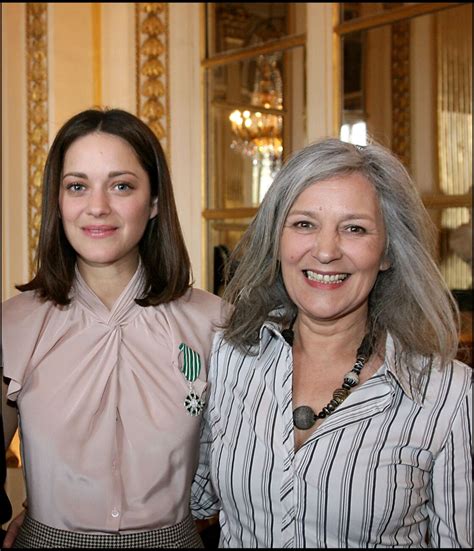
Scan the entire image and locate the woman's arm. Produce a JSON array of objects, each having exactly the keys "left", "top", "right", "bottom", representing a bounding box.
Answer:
[
  {"left": 427, "top": 387, "right": 472, "bottom": 547},
  {"left": 1, "top": 370, "right": 18, "bottom": 450}
]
